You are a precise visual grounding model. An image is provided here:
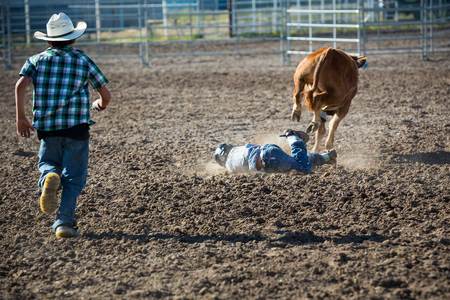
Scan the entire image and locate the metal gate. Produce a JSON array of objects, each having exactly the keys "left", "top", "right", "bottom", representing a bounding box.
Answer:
[
  {"left": 283, "top": 0, "right": 362, "bottom": 64},
  {"left": 360, "top": 0, "right": 450, "bottom": 60},
  {"left": 283, "top": 0, "right": 450, "bottom": 63}
]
